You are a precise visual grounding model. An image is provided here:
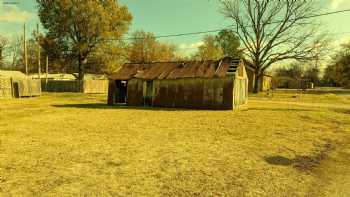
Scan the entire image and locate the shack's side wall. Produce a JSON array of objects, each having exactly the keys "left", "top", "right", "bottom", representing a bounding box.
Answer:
[
  {"left": 233, "top": 76, "right": 248, "bottom": 108},
  {"left": 233, "top": 64, "right": 249, "bottom": 108},
  {"left": 0, "top": 78, "right": 12, "bottom": 99},
  {"left": 152, "top": 77, "right": 234, "bottom": 109},
  {"left": 14, "top": 78, "right": 41, "bottom": 97}
]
